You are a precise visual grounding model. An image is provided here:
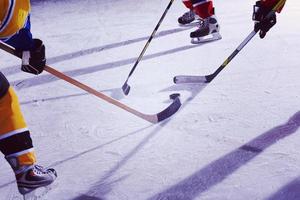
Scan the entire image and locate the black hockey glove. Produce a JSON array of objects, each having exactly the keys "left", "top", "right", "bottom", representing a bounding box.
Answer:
[
  {"left": 21, "top": 39, "right": 46, "bottom": 75},
  {"left": 252, "top": 1, "right": 277, "bottom": 39}
]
